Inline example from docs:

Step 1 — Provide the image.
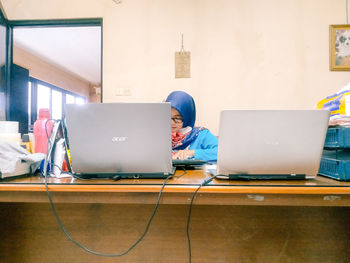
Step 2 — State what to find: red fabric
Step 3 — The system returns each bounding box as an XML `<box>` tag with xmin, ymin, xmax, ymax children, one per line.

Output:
<box><xmin>171</xmin><ymin>129</ymin><xmax>191</xmax><ymax>148</ymax></box>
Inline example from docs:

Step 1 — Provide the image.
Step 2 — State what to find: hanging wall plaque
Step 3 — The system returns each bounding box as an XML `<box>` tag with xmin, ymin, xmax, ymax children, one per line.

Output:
<box><xmin>175</xmin><ymin>34</ymin><xmax>191</xmax><ymax>78</ymax></box>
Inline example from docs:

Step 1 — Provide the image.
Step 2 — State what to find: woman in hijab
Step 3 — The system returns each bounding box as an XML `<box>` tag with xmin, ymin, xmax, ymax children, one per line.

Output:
<box><xmin>165</xmin><ymin>91</ymin><xmax>218</xmax><ymax>162</ymax></box>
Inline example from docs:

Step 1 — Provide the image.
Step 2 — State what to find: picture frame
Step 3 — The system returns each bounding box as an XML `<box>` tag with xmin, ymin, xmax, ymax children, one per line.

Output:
<box><xmin>330</xmin><ymin>24</ymin><xmax>350</xmax><ymax>71</ymax></box>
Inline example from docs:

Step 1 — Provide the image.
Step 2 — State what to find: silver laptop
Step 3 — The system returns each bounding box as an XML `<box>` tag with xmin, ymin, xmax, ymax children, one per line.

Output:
<box><xmin>65</xmin><ymin>103</ymin><xmax>174</xmax><ymax>179</ymax></box>
<box><xmin>212</xmin><ymin>110</ymin><xmax>330</xmax><ymax>180</ymax></box>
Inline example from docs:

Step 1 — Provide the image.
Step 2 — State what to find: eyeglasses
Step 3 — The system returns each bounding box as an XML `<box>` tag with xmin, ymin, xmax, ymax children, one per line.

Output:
<box><xmin>171</xmin><ymin>117</ymin><xmax>183</xmax><ymax>124</ymax></box>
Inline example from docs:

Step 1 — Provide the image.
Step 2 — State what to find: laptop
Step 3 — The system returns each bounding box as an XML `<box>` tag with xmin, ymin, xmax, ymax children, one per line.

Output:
<box><xmin>172</xmin><ymin>159</ymin><xmax>206</xmax><ymax>168</ymax></box>
<box><xmin>64</xmin><ymin>103</ymin><xmax>175</xmax><ymax>179</ymax></box>
<box><xmin>209</xmin><ymin>110</ymin><xmax>330</xmax><ymax>180</ymax></box>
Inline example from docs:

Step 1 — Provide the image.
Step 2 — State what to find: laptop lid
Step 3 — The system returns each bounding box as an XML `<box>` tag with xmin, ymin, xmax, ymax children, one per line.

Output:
<box><xmin>216</xmin><ymin>110</ymin><xmax>330</xmax><ymax>179</ymax></box>
<box><xmin>65</xmin><ymin>103</ymin><xmax>173</xmax><ymax>176</ymax></box>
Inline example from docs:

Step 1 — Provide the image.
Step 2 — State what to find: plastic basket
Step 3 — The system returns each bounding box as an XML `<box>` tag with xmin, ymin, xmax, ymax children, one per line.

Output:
<box><xmin>318</xmin><ymin>150</ymin><xmax>350</xmax><ymax>181</ymax></box>
<box><xmin>324</xmin><ymin>126</ymin><xmax>350</xmax><ymax>149</ymax></box>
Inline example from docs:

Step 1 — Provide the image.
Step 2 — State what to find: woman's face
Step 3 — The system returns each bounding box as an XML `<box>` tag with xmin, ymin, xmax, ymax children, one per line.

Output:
<box><xmin>171</xmin><ymin>107</ymin><xmax>183</xmax><ymax>133</ymax></box>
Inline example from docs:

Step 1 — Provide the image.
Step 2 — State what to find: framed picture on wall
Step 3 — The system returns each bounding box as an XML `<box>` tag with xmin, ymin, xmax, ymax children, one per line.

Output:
<box><xmin>330</xmin><ymin>24</ymin><xmax>350</xmax><ymax>71</ymax></box>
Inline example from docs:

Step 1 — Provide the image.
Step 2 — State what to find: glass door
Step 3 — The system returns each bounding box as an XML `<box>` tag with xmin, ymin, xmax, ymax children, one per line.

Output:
<box><xmin>0</xmin><ymin>5</ymin><xmax>10</xmax><ymax>121</ymax></box>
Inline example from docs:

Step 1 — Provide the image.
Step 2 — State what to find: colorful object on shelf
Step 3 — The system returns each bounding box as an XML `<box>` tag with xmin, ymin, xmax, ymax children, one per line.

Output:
<box><xmin>316</xmin><ymin>89</ymin><xmax>350</xmax><ymax>117</ymax></box>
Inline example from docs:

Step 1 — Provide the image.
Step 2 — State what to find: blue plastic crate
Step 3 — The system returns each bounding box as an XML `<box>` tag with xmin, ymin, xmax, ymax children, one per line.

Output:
<box><xmin>324</xmin><ymin>126</ymin><xmax>350</xmax><ymax>149</ymax></box>
<box><xmin>318</xmin><ymin>150</ymin><xmax>350</xmax><ymax>181</ymax></box>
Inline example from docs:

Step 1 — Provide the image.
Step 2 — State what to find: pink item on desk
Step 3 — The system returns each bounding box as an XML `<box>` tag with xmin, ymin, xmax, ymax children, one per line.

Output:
<box><xmin>33</xmin><ymin>108</ymin><xmax>53</xmax><ymax>154</ymax></box>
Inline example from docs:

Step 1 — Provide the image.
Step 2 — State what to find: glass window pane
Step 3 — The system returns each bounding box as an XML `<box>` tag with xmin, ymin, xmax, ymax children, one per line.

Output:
<box><xmin>0</xmin><ymin>25</ymin><xmax>6</xmax><ymax>88</ymax></box>
<box><xmin>76</xmin><ymin>97</ymin><xmax>85</xmax><ymax>105</ymax></box>
<box><xmin>37</xmin><ymin>84</ymin><xmax>50</xmax><ymax>116</ymax></box>
<box><xmin>66</xmin><ymin>94</ymin><xmax>75</xmax><ymax>104</ymax></box>
<box><xmin>52</xmin><ymin>90</ymin><xmax>62</xmax><ymax>120</ymax></box>
<box><xmin>28</xmin><ymin>82</ymin><xmax>31</xmax><ymax>125</ymax></box>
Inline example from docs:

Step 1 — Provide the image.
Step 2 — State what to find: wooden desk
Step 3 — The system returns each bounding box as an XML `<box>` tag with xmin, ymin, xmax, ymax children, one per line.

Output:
<box><xmin>0</xmin><ymin>170</ymin><xmax>350</xmax><ymax>263</ymax></box>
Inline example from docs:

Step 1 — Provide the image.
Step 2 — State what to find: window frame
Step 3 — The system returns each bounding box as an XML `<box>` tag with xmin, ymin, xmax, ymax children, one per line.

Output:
<box><xmin>0</xmin><ymin>6</ymin><xmax>11</xmax><ymax>121</ymax></box>
<box><xmin>28</xmin><ymin>77</ymin><xmax>86</xmax><ymax>130</ymax></box>
<box><xmin>8</xmin><ymin>17</ymin><xmax>103</xmax><ymax>102</ymax></box>
<box><xmin>4</xmin><ymin>17</ymin><xmax>103</xmax><ymax>132</ymax></box>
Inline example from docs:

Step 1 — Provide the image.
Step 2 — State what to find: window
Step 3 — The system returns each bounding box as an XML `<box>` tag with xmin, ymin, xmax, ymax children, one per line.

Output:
<box><xmin>52</xmin><ymin>89</ymin><xmax>62</xmax><ymax>120</ymax></box>
<box><xmin>28</xmin><ymin>78</ymin><xmax>86</xmax><ymax>130</ymax></box>
<box><xmin>66</xmin><ymin>94</ymin><xmax>75</xmax><ymax>104</ymax></box>
<box><xmin>37</xmin><ymin>84</ymin><xmax>50</xmax><ymax>114</ymax></box>
<box><xmin>76</xmin><ymin>97</ymin><xmax>85</xmax><ymax>105</ymax></box>
<box><xmin>4</xmin><ymin>18</ymin><xmax>102</xmax><ymax>133</ymax></box>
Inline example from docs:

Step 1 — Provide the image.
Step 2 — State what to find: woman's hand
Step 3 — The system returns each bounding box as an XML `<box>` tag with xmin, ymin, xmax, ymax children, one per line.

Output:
<box><xmin>172</xmin><ymin>150</ymin><xmax>195</xmax><ymax>160</ymax></box>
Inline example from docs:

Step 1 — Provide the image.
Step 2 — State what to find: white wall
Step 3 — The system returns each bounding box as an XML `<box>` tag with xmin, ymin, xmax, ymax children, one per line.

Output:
<box><xmin>2</xmin><ymin>0</ymin><xmax>350</xmax><ymax>134</ymax></box>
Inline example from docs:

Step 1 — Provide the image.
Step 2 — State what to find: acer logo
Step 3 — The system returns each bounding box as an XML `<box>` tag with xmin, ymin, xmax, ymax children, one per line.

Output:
<box><xmin>112</xmin><ymin>137</ymin><xmax>127</xmax><ymax>142</ymax></box>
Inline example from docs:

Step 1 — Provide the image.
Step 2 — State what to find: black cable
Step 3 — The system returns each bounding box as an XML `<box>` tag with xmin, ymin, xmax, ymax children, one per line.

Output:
<box><xmin>186</xmin><ymin>175</ymin><xmax>217</xmax><ymax>263</ymax></box>
<box><xmin>43</xmin><ymin>167</ymin><xmax>173</xmax><ymax>257</ymax></box>
<box><xmin>42</xmin><ymin>119</ymin><xmax>174</xmax><ymax>257</ymax></box>
<box><xmin>42</xmin><ymin>162</ymin><xmax>72</xmax><ymax>178</ymax></box>
<box><xmin>172</xmin><ymin>166</ymin><xmax>187</xmax><ymax>178</ymax></box>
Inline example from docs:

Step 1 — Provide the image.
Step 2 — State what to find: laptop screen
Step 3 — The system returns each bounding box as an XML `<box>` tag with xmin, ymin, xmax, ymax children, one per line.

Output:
<box><xmin>216</xmin><ymin>110</ymin><xmax>330</xmax><ymax>178</ymax></box>
<box><xmin>65</xmin><ymin>103</ymin><xmax>173</xmax><ymax>175</ymax></box>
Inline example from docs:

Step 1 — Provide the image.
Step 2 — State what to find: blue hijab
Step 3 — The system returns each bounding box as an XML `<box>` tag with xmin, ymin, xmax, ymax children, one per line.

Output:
<box><xmin>166</xmin><ymin>91</ymin><xmax>204</xmax><ymax>150</ymax></box>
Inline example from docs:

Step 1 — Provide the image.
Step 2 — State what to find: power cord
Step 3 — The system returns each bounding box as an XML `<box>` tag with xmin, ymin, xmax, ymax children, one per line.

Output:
<box><xmin>172</xmin><ymin>166</ymin><xmax>187</xmax><ymax>178</ymax></box>
<box><xmin>186</xmin><ymin>175</ymin><xmax>217</xmax><ymax>263</ymax></box>
<box><xmin>43</xmin><ymin>165</ymin><xmax>173</xmax><ymax>257</ymax></box>
<box><xmin>42</xmin><ymin>119</ymin><xmax>174</xmax><ymax>257</ymax></box>
<box><xmin>46</xmin><ymin>141</ymin><xmax>213</xmax><ymax>261</ymax></box>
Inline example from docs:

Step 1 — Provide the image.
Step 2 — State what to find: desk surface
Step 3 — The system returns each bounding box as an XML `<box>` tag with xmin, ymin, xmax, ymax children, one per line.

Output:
<box><xmin>1</xmin><ymin>168</ymin><xmax>350</xmax><ymax>206</ymax></box>
<box><xmin>0</xmin><ymin>168</ymin><xmax>350</xmax><ymax>189</ymax></box>
<box><xmin>1</xmin><ymin>169</ymin><xmax>350</xmax><ymax>262</ymax></box>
